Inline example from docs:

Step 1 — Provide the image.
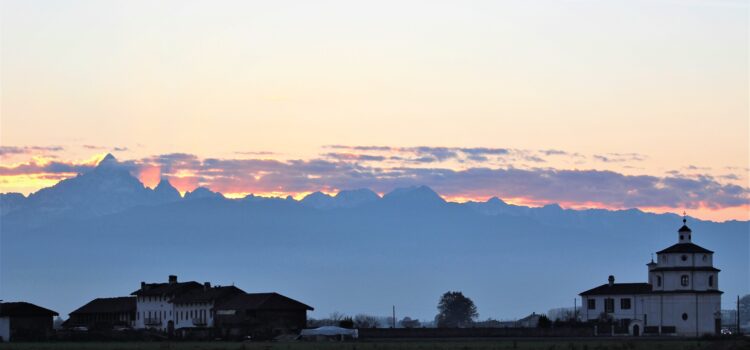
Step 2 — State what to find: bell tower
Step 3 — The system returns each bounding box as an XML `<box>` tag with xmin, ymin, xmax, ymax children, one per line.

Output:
<box><xmin>678</xmin><ymin>213</ymin><xmax>691</xmax><ymax>243</ymax></box>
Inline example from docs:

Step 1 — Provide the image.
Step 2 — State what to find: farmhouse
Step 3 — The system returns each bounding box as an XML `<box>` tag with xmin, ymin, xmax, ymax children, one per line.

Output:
<box><xmin>124</xmin><ymin>275</ymin><xmax>313</xmax><ymax>338</ymax></box>
<box><xmin>65</xmin><ymin>297</ymin><xmax>136</xmax><ymax>330</ymax></box>
<box><xmin>0</xmin><ymin>302</ymin><xmax>58</xmax><ymax>342</ymax></box>
<box><xmin>580</xmin><ymin>219</ymin><xmax>722</xmax><ymax>336</ymax></box>
<box><xmin>214</xmin><ymin>292</ymin><xmax>314</xmax><ymax>338</ymax></box>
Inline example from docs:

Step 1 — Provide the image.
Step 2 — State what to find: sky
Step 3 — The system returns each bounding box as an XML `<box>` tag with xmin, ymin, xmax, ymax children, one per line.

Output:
<box><xmin>1</xmin><ymin>0</ymin><xmax>748</xmax><ymax>221</ymax></box>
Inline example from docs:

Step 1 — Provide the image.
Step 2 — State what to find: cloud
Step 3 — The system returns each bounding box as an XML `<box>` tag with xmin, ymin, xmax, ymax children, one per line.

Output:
<box><xmin>82</xmin><ymin>145</ymin><xmax>106</xmax><ymax>150</ymax></box>
<box><xmin>593</xmin><ymin>153</ymin><xmax>646</xmax><ymax>163</ymax></box>
<box><xmin>83</xmin><ymin>145</ymin><xmax>129</xmax><ymax>152</ymax></box>
<box><xmin>0</xmin><ymin>146</ymin><xmax>64</xmax><ymax>156</ymax></box>
<box><xmin>0</xmin><ymin>159</ymin><xmax>93</xmax><ymax>176</ymax></box>
<box><xmin>121</xmin><ymin>153</ymin><xmax>749</xmax><ymax>210</ymax></box>
<box><xmin>2</xmin><ymin>147</ymin><xmax>747</xmax><ymax>212</ymax></box>
<box><xmin>235</xmin><ymin>151</ymin><xmax>276</xmax><ymax>156</ymax></box>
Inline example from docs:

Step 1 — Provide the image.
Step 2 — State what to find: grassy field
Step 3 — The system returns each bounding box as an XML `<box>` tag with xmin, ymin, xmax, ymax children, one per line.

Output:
<box><xmin>1</xmin><ymin>339</ymin><xmax>749</xmax><ymax>350</ymax></box>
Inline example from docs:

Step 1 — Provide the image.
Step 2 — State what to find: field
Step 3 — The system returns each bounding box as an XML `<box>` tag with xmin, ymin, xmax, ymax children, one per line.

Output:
<box><xmin>1</xmin><ymin>338</ymin><xmax>749</xmax><ymax>350</ymax></box>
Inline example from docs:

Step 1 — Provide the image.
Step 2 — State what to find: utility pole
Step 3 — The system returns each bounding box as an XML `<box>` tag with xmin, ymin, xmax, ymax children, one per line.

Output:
<box><xmin>573</xmin><ymin>298</ymin><xmax>577</xmax><ymax>322</ymax></box>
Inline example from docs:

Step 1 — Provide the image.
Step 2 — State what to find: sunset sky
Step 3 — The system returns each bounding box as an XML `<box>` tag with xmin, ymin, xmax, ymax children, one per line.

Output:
<box><xmin>1</xmin><ymin>0</ymin><xmax>748</xmax><ymax>221</ymax></box>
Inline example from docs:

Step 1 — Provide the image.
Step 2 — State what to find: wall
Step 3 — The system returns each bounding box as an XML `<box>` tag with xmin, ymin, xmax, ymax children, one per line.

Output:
<box><xmin>358</xmin><ymin>327</ymin><xmax>594</xmax><ymax>339</ymax></box>
<box><xmin>174</xmin><ymin>302</ymin><xmax>214</xmax><ymax>329</ymax></box>
<box><xmin>0</xmin><ymin>317</ymin><xmax>9</xmax><ymax>342</ymax></box>
<box><xmin>135</xmin><ymin>296</ymin><xmax>173</xmax><ymax>330</ymax></box>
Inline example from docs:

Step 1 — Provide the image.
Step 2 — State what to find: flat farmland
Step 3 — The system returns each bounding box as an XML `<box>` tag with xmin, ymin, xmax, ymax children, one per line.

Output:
<box><xmin>1</xmin><ymin>339</ymin><xmax>749</xmax><ymax>350</ymax></box>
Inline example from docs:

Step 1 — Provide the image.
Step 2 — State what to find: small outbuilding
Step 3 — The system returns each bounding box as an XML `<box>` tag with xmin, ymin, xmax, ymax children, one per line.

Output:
<box><xmin>0</xmin><ymin>302</ymin><xmax>59</xmax><ymax>342</ymax></box>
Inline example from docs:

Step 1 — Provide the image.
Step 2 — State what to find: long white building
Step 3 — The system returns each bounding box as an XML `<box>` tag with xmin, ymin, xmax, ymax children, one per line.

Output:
<box><xmin>131</xmin><ymin>275</ymin><xmax>244</xmax><ymax>332</ymax></box>
<box><xmin>580</xmin><ymin>219</ymin><xmax>722</xmax><ymax>336</ymax></box>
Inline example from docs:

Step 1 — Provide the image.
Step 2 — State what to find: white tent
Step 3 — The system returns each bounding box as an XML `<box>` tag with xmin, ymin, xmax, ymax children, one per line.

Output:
<box><xmin>300</xmin><ymin>326</ymin><xmax>359</xmax><ymax>339</ymax></box>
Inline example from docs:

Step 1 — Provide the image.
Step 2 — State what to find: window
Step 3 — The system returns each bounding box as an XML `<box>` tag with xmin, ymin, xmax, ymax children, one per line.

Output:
<box><xmin>682</xmin><ymin>313</ymin><xmax>688</xmax><ymax>321</ymax></box>
<box><xmin>708</xmin><ymin>275</ymin><xmax>714</xmax><ymax>287</ymax></box>
<box><xmin>680</xmin><ymin>235</ymin><xmax>684</xmax><ymax>240</ymax></box>
<box><xmin>620</xmin><ymin>298</ymin><xmax>631</xmax><ymax>310</ymax></box>
<box><xmin>702</xmin><ymin>254</ymin><xmax>708</xmax><ymax>262</ymax></box>
<box><xmin>681</xmin><ymin>275</ymin><xmax>689</xmax><ymax>287</ymax></box>
<box><xmin>587</xmin><ymin>299</ymin><xmax>596</xmax><ymax>310</ymax></box>
<box><xmin>657</xmin><ymin>276</ymin><xmax>662</xmax><ymax>287</ymax></box>
<box><xmin>604</xmin><ymin>298</ymin><xmax>615</xmax><ymax>313</ymax></box>
<box><xmin>681</xmin><ymin>255</ymin><xmax>687</xmax><ymax>262</ymax></box>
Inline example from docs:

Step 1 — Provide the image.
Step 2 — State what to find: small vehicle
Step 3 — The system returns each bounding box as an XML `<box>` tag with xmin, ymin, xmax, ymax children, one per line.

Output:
<box><xmin>720</xmin><ymin>328</ymin><xmax>732</xmax><ymax>335</ymax></box>
<box><xmin>71</xmin><ymin>326</ymin><xmax>88</xmax><ymax>332</ymax></box>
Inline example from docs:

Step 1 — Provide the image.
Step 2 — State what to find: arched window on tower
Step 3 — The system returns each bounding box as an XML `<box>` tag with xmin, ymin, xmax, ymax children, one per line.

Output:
<box><xmin>708</xmin><ymin>275</ymin><xmax>714</xmax><ymax>288</ymax></box>
<box><xmin>681</xmin><ymin>275</ymin><xmax>689</xmax><ymax>287</ymax></box>
<box><xmin>657</xmin><ymin>276</ymin><xmax>662</xmax><ymax>287</ymax></box>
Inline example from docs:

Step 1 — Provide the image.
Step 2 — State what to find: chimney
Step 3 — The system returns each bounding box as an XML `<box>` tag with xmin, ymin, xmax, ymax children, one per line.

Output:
<box><xmin>204</xmin><ymin>282</ymin><xmax>211</xmax><ymax>290</ymax></box>
<box><xmin>608</xmin><ymin>275</ymin><xmax>615</xmax><ymax>287</ymax></box>
<box><xmin>141</xmin><ymin>282</ymin><xmax>146</xmax><ymax>290</ymax></box>
<box><xmin>168</xmin><ymin>275</ymin><xmax>177</xmax><ymax>284</ymax></box>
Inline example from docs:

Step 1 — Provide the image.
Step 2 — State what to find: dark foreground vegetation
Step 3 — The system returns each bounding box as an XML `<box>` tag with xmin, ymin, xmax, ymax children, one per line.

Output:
<box><xmin>1</xmin><ymin>338</ymin><xmax>749</xmax><ymax>350</ymax></box>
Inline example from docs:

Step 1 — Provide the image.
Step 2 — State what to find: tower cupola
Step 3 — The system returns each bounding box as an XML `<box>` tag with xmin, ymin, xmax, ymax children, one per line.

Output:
<box><xmin>678</xmin><ymin>215</ymin><xmax>692</xmax><ymax>243</ymax></box>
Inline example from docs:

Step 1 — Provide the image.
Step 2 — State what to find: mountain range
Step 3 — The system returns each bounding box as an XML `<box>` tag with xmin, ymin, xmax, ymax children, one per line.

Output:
<box><xmin>1</xmin><ymin>154</ymin><xmax>747</xmax><ymax>322</ymax></box>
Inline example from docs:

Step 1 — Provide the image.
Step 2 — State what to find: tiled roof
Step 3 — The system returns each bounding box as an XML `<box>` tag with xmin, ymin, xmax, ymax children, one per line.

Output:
<box><xmin>0</xmin><ymin>302</ymin><xmax>58</xmax><ymax>317</ymax></box>
<box><xmin>217</xmin><ymin>293</ymin><xmax>313</xmax><ymax>311</ymax></box>
<box><xmin>656</xmin><ymin>243</ymin><xmax>713</xmax><ymax>254</ymax></box>
<box><xmin>650</xmin><ymin>266</ymin><xmax>720</xmax><ymax>272</ymax></box>
<box><xmin>131</xmin><ymin>281</ymin><xmax>203</xmax><ymax>297</ymax></box>
<box><xmin>580</xmin><ymin>283</ymin><xmax>652</xmax><ymax>296</ymax></box>
<box><xmin>69</xmin><ymin>297</ymin><xmax>135</xmax><ymax>315</ymax></box>
<box><xmin>171</xmin><ymin>286</ymin><xmax>245</xmax><ymax>304</ymax></box>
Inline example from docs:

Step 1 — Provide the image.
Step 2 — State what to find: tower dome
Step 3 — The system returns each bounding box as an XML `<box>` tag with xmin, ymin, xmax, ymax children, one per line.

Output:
<box><xmin>678</xmin><ymin>215</ymin><xmax>692</xmax><ymax>243</ymax></box>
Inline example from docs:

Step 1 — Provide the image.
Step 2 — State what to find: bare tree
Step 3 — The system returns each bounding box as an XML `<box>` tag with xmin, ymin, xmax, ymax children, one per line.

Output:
<box><xmin>329</xmin><ymin>311</ymin><xmax>347</xmax><ymax>322</ymax></box>
<box><xmin>354</xmin><ymin>314</ymin><xmax>380</xmax><ymax>328</ymax></box>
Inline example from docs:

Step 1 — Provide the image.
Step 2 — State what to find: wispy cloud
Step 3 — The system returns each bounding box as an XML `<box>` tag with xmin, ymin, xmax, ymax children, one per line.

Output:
<box><xmin>122</xmin><ymin>152</ymin><xmax>749</xmax><ymax>210</ymax></box>
<box><xmin>0</xmin><ymin>145</ymin><xmax>64</xmax><ymax>156</ymax></box>
<box><xmin>2</xmin><ymin>146</ymin><xmax>747</xmax><ymax>213</ymax></box>
<box><xmin>593</xmin><ymin>153</ymin><xmax>646</xmax><ymax>163</ymax></box>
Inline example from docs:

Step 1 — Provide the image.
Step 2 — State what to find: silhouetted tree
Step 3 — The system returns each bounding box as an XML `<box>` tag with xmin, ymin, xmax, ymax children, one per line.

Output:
<box><xmin>399</xmin><ymin>317</ymin><xmax>421</xmax><ymax>328</ymax></box>
<box><xmin>339</xmin><ymin>317</ymin><xmax>354</xmax><ymax>329</ymax></box>
<box><xmin>435</xmin><ymin>291</ymin><xmax>478</xmax><ymax>328</ymax></box>
<box><xmin>537</xmin><ymin>315</ymin><xmax>551</xmax><ymax>328</ymax></box>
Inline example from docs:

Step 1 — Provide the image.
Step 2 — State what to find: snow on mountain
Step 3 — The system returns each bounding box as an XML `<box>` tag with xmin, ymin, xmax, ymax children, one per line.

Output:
<box><xmin>153</xmin><ymin>178</ymin><xmax>182</xmax><ymax>203</ymax></box>
<box><xmin>300</xmin><ymin>191</ymin><xmax>335</xmax><ymax>209</ymax></box>
<box><xmin>382</xmin><ymin>185</ymin><xmax>446</xmax><ymax>206</ymax></box>
<box><xmin>301</xmin><ymin>189</ymin><xmax>380</xmax><ymax>209</ymax></box>
<box><xmin>334</xmin><ymin>188</ymin><xmax>380</xmax><ymax>208</ymax></box>
<box><xmin>6</xmin><ymin>154</ymin><xmax>153</xmax><ymax>222</ymax></box>
<box><xmin>184</xmin><ymin>186</ymin><xmax>224</xmax><ymax>200</ymax></box>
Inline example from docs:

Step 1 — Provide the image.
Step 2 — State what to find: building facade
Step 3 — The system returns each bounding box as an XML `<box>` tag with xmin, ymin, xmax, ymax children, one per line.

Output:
<box><xmin>0</xmin><ymin>302</ymin><xmax>58</xmax><ymax>342</ymax></box>
<box><xmin>214</xmin><ymin>292</ymin><xmax>314</xmax><ymax>339</ymax></box>
<box><xmin>580</xmin><ymin>219</ymin><xmax>722</xmax><ymax>336</ymax></box>
<box><xmin>66</xmin><ymin>297</ymin><xmax>136</xmax><ymax>330</ymax></box>
<box><xmin>127</xmin><ymin>275</ymin><xmax>312</xmax><ymax>338</ymax></box>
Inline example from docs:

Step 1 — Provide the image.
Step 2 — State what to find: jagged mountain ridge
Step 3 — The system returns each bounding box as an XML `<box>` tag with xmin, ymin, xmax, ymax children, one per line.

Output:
<box><xmin>1</xmin><ymin>154</ymin><xmax>747</xmax><ymax>321</ymax></box>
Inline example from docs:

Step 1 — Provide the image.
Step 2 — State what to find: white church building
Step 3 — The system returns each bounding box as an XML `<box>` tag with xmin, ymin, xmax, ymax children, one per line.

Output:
<box><xmin>580</xmin><ymin>219</ymin><xmax>722</xmax><ymax>336</ymax></box>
